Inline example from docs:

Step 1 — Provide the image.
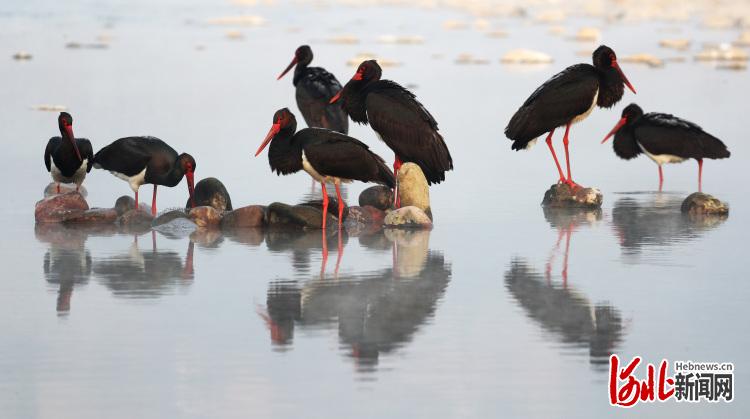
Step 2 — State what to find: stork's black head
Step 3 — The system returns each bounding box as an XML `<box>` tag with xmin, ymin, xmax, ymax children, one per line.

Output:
<box><xmin>592</xmin><ymin>45</ymin><xmax>636</xmax><ymax>94</ymax></box>
<box><xmin>178</xmin><ymin>153</ymin><xmax>197</xmax><ymax>208</ymax></box>
<box><xmin>602</xmin><ymin>103</ymin><xmax>643</xmax><ymax>144</ymax></box>
<box><xmin>277</xmin><ymin>45</ymin><xmax>313</xmax><ymax>80</ymax></box>
<box><xmin>255</xmin><ymin>108</ymin><xmax>297</xmax><ymax>157</ymax></box>
<box><xmin>58</xmin><ymin>112</ymin><xmax>73</xmax><ymax>128</ymax></box>
<box><xmin>351</xmin><ymin>60</ymin><xmax>382</xmax><ymax>83</ymax></box>
<box><xmin>57</xmin><ymin>112</ymin><xmax>82</xmax><ymax>161</ymax></box>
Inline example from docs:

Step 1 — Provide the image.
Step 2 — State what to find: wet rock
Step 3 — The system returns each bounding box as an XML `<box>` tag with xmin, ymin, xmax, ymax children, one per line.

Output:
<box><xmin>397</xmin><ymin>163</ymin><xmax>432</xmax><ymax>220</ymax></box>
<box><xmin>359</xmin><ymin>186</ymin><xmax>393</xmax><ymax>211</ymax></box>
<box><xmin>267</xmin><ymin>202</ymin><xmax>337</xmax><ymax>229</ymax></box>
<box><xmin>35</xmin><ymin>192</ymin><xmax>89</xmax><ymax>223</ymax></box>
<box><xmin>114</xmin><ymin>196</ymin><xmax>136</xmax><ymax>216</ymax></box>
<box><xmin>344</xmin><ymin>206</ymin><xmax>386</xmax><ymax>235</ymax></box>
<box><xmin>117</xmin><ymin>209</ymin><xmax>154</xmax><ymax>232</ymax></box>
<box><xmin>541</xmin><ymin>184</ymin><xmax>603</xmax><ymax>208</ymax></box>
<box><xmin>187</xmin><ymin>177</ymin><xmax>232</xmax><ymax>212</ymax></box>
<box><xmin>221</xmin><ymin>205</ymin><xmax>266</xmax><ymax>229</ymax></box>
<box><xmin>384</xmin><ymin>206</ymin><xmax>433</xmax><ymax>229</ymax></box>
<box><xmin>299</xmin><ymin>197</ymin><xmax>348</xmax><ymax>220</ymax></box>
<box><xmin>152</xmin><ymin>209</ymin><xmax>190</xmax><ymax>227</ymax></box>
<box><xmin>189</xmin><ymin>206</ymin><xmax>222</xmax><ymax>228</ymax></box>
<box><xmin>44</xmin><ymin>182</ymin><xmax>87</xmax><ymax>198</ymax></box>
<box><xmin>63</xmin><ymin>208</ymin><xmax>118</xmax><ymax>224</ymax></box>
<box><xmin>681</xmin><ymin>193</ymin><xmax>729</xmax><ymax>216</ymax></box>
<box><xmin>152</xmin><ymin>217</ymin><xmax>197</xmax><ymax>239</ymax></box>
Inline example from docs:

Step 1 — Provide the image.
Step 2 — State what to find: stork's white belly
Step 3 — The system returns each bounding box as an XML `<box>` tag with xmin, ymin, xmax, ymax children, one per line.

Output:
<box><xmin>638</xmin><ymin>142</ymin><xmax>686</xmax><ymax>165</ymax></box>
<box><xmin>110</xmin><ymin>167</ymin><xmax>147</xmax><ymax>193</ymax></box>
<box><xmin>571</xmin><ymin>90</ymin><xmax>598</xmax><ymax>124</ymax></box>
<box><xmin>50</xmin><ymin>159</ymin><xmax>88</xmax><ymax>186</ymax></box>
<box><xmin>301</xmin><ymin>152</ymin><xmax>352</xmax><ymax>185</ymax></box>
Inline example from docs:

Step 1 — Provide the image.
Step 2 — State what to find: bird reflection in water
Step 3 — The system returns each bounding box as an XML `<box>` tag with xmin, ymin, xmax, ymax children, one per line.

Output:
<box><xmin>259</xmin><ymin>229</ymin><xmax>451</xmax><ymax>372</ymax></box>
<box><xmin>36</xmin><ymin>224</ymin><xmax>116</xmax><ymax>315</ymax></box>
<box><xmin>611</xmin><ymin>192</ymin><xmax>727</xmax><ymax>262</ymax></box>
<box><xmin>93</xmin><ymin>231</ymin><xmax>195</xmax><ymax>298</ymax></box>
<box><xmin>542</xmin><ymin>206</ymin><xmax>602</xmax><ymax>287</ymax></box>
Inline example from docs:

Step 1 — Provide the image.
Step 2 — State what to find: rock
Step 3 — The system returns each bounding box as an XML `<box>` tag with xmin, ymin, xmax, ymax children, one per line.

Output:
<box><xmin>117</xmin><ymin>209</ymin><xmax>154</xmax><ymax>232</ymax></box>
<box><xmin>267</xmin><ymin>202</ymin><xmax>337</xmax><ymax>229</ymax></box>
<box><xmin>541</xmin><ymin>183</ymin><xmax>603</xmax><ymax>208</ymax></box>
<box><xmin>221</xmin><ymin>205</ymin><xmax>266</xmax><ymax>229</ymax></box>
<box><xmin>189</xmin><ymin>206</ymin><xmax>222</xmax><ymax>228</ymax></box>
<box><xmin>681</xmin><ymin>193</ymin><xmax>729</xmax><ymax>216</ymax></box>
<box><xmin>359</xmin><ymin>186</ymin><xmax>393</xmax><ymax>211</ymax></box>
<box><xmin>35</xmin><ymin>192</ymin><xmax>89</xmax><ymax>223</ymax></box>
<box><xmin>63</xmin><ymin>208</ymin><xmax>118</xmax><ymax>224</ymax></box>
<box><xmin>44</xmin><ymin>182</ymin><xmax>87</xmax><ymax>198</ymax></box>
<box><xmin>397</xmin><ymin>163</ymin><xmax>432</xmax><ymax>220</ymax></box>
<box><xmin>187</xmin><ymin>177</ymin><xmax>232</xmax><ymax>212</ymax></box>
<box><xmin>114</xmin><ymin>196</ymin><xmax>136</xmax><ymax>216</ymax></box>
<box><xmin>344</xmin><ymin>206</ymin><xmax>386</xmax><ymax>235</ymax></box>
<box><xmin>153</xmin><ymin>217</ymin><xmax>197</xmax><ymax>239</ymax></box>
<box><xmin>299</xmin><ymin>197</ymin><xmax>348</xmax><ymax>220</ymax></box>
<box><xmin>384</xmin><ymin>206</ymin><xmax>433</xmax><ymax>229</ymax></box>
<box><xmin>152</xmin><ymin>209</ymin><xmax>190</xmax><ymax>227</ymax></box>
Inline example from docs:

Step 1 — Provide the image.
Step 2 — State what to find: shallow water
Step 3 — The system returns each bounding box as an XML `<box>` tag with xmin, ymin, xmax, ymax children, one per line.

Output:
<box><xmin>2</xmin><ymin>1</ymin><xmax>749</xmax><ymax>418</ymax></box>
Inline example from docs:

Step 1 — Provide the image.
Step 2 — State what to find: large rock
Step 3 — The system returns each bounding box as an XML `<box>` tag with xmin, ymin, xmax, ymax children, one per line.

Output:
<box><xmin>35</xmin><ymin>192</ymin><xmax>89</xmax><ymax>223</ymax></box>
<box><xmin>359</xmin><ymin>186</ymin><xmax>393</xmax><ymax>211</ymax></box>
<box><xmin>299</xmin><ymin>197</ymin><xmax>348</xmax><ymax>220</ymax></box>
<box><xmin>541</xmin><ymin>183</ymin><xmax>603</xmax><ymax>208</ymax></box>
<box><xmin>152</xmin><ymin>209</ymin><xmax>190</xmax><ymax>227</ymax></box>
<box><xmin>44</xmin><ymin>182</ymin><xmax>87</xmax><ymax>198</ymax></box>
<box><xmin>397</xmin><ymin>163</ymin><xmax>432</xmax><ymax>219</ymax></box>
<box><xmin>63</xmin><ymin>208</ymin><xmax>118</xmax><ymax>224</ymax></box>
<box><xmin>384</xmin><ymin>206</ymin><xmax>433</xmax><ymax>229</ymax></box>
<box><xmin>221</xmin><ymin>205</ymin><xmax>266</xmax><ymax>229</ymax></box>
<box><xmin>187</xmin><ymin>177</ymin><xmax>232</xmax><ymax>212</ymax></box>
<box><xmin>267</xmin><ymin>202</ymin><xmax>337</xmax><ymax>229</ymax></box>
<box><xmin>189</xmin><ymin>206</ymin><xmax>222</xmax><ymax>228</ymax></box>
<box><xmin>681</xmin><ymin>192</ymin><xmax>729</xmax><ymax>216</ymax></box>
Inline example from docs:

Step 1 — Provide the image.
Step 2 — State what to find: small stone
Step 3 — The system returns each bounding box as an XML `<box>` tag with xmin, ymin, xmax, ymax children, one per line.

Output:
<box><xmin>359</xmin><ymin>186</ymin><xmax>393</xmax><ymax>211</ymax></box>
<box><xmin>187</xmin><ymin>177</ymin><xmax>232</xmax><ymax>212</ymax></box>
<box><xmin>189</xmin><ymin>206</ymin><xmax>222</xmax><ymax>228</ymax></box>
<box><xmin>114</xmin><ymin>196</ymin><xmax>136</xmax><ymax>216</ymax></box>
<box><xmin>63</xmin><ymin>208</ymin><xmax>118</xmax><ymax>224</ymax></box>
<box><xmin>681</xmin><ymin>192</ymin><xmax>729</xmax><ymax>216</ymax></box>
<box><xmin>397</xmin><ymin>163</ymin><xmax>432</xmax><ymax>220</ymax></box>
<box><xmin>35</xmin><ymin>192</ymin><xmax>89</xmax><ymax>223</ymax></box>
<box><xmin>152</xmin><ymin>209</ymin><xmax>190</xmax><ymax>227</ymax></box>
<box><xmin>384</xmin><ymin>206</ymin><xmax>433</xmax><ymax>229</ymax></box>
<box><xmin>221</xmin><ymin>205</ymin><xmax>266</xmax><ymax>229</ymax></box>
<box><xmin>541</xmin><ymin>183</ymin><xmax>603</xmax><ymax>208</ymax></box>
<box><xmin>44</xmin><ymin>182</ymin><xmax>87</xmax><ymax>198</ymax></box>
<box><xmin>267</xmin><ymin>202</ymin><xmax>337</xmax><ymax>229</ymax></box>
<box><xmin>117</xmin><ymin>208</ymin><xmax>154</xmax><ymax>232</ymax></box>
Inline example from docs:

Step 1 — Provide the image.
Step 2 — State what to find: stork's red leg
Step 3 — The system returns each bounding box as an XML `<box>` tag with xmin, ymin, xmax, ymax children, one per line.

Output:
<box><xmin>135</xmin><ymin>190</ymin><xmax>139</xmax><ymax>210</ymax></box>
<box><xmin>335</xmin><ymin>183</ymin><xmax>344</xmax><ymax>228</ymax></box>
<box><xmin>321</xmin><ymin>182</ymin><xmax>329</xmax><ymax>230</ymax></box>
<box><xmin>321</xmin><ymin>227</ymin><xmax>329</xmax><ymax>278</ymax></box>
<box><xmin>562</xmin><ymin>123</ymin><xmax>579</xmax><ymax>188</ymax></box>
<box><xmin>544</xmin><ymin>129</ymin><xmax>565</xmax><ymax>183</ymax></box>
<box><xmin>334</xmin><ymin>230</ymin><xmax>343</xmax><ymax>278</ymax></box>
<box><xmin>393</xmin><ymin>156</ymin><xmax>402</xmax><ymax>208</ymax></box>
<box><xmin>152</xmin><ymin>184</ymin><xmax>158</xmax><ymax>216</ymax></box>
<box><xmin>658</xmin><ymin>165</ymin><xmax>664</xmax><ymax>192</ymax></box>
<box><xmin>697</xmin><ymin>158</ymin><xmax>703</xmax><ymax>192</ymax></box>
<box><xmin>562</xmin><ymin>223</ymin><xmax>572</xmax><ymax>288</ymax></box>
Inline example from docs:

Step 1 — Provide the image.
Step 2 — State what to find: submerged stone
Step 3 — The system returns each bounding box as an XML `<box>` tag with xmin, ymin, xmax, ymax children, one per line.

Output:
<box><xmin>397</xmin><ymin>163</ymin><xmax>432</xmax><ymax>220</ymax></box>
<box><xmin>152</xmin><ymin>209</ymin><xmax>190</xmax><ymax>227</ymax></box>
<box><xmin>152</xmin><ymin>217</ymin><xmax>197</xmax><ymax>239</ymax></box>
<box><xmin>359</xmin><ymin>186</ymin><xmax>394</xmax><ymax>211</ymax></box>
<box><xmin>541</xmin><ymin>183</ymin><xmax>603</xmax><ymax>208</ymax></box>
<box><xmin>35</xmin><ymin>192</ymin><xmax>89</xmax><ymax>223</ymax></box>
<box><xmin>221</xmin><ymin>205</ymin><xmax>266</xmax><ymax>229</ymax></box>
<box><xmin>63</xmin><ymin>208</ymin><xmax>118</xmax><ymax>225</ymax></box>
<box><xmin>384</xmin><ymin>206</ymin><xmax>433</xmax><ymax>229</ymax></box>
<box><xmin>681</xmin><ymin>192</ymin><xmax>729</xmax><ymax>216</ymax></box>
<box><xmin>267</xmin><ymin>202</ymin><xmax>337</xmax><ymax>229</ymax></box>
<box><xmin>187</xmin><ymin>177</ymin><xmax>232</xmax><ymax>212</ymax></box>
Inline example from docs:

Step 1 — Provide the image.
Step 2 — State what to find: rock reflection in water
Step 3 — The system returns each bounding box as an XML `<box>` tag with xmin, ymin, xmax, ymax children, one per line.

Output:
<box><xmin>261</xmin><ymin>229</ymin><xmax>451</xmax><ymax>372</ymax></box>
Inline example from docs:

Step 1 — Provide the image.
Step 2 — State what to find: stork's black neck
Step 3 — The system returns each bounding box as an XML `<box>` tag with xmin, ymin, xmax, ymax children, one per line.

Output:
<box><xmin>612</xmin><ymin>122</ymin><xmax>641</xmax><ymax>160</ymax></box>
<box><xmin>596</xmin><ymin>67</ymin><xmax>626</xmax><ymax>109</ymax></box>
<box><xmin>267</xmin><ymin>124</ymin><xmax>303</xmax><ymax>175</ymax></box>
<box><xmin>341</xmin><ymin>80</ymin><xmax>372</xmax><ymax>124</ymax></box>
<box><xmin>148</xmin><ymin>160</ymin><xmax>188</xmax><ymax>187</ymax></box>
<box><xmin>292</xmin><ymin>63</ymin><xmax>307</xmax><ymax>86</ymax></box>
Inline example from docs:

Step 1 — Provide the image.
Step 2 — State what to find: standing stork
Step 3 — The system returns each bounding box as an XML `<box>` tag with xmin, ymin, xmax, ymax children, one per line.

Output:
<box><xmin>44</xmin><ymin>112</ymin><xmax>94</xmax><ymax>193</ymax></box>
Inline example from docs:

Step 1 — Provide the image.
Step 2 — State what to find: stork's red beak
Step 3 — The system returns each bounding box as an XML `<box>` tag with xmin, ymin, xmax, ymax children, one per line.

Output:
<box><xmin>277</xmin><ymin>57</ymin><xmax>298</xmax><ymax>80</ymax></box>
<box><xmin>602</xmin><ymin>117</ymin><xmax>628</xmax><ymax>144</ymax></box>
<box><xmin>255</xmin><ymin>123</ymin><xmax>281</xmax><ymax>156</ymax></box>
<box><xmin>186</xmin><ymin>170</ymin><xmax>195</xmax><ymax>208</ymax></box>
<box><xmin>613</xmin><ymin>60</ymin><xmax>636</xmax><ymax>94</ymax></box>
<box><xmin>329</xmin><ymin>90</ymin><xmax>342</xmax><ymax>104</ymax></box>
<box><xmin>64</xmin><ymin>124</ymin><xmax>82</xmax><ymax>161</ymax></box>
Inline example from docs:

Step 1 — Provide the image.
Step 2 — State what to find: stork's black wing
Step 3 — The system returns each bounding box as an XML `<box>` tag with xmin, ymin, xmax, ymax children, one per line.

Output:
<box><xmin>296</xmin><ymin>67</ymin><xmax>349</xmax><ymax>134</ymax></box>
<box><xmin>635</xmin><ymin>113</ymin><xmax>730</xmax><ymax>160</ymax></box>
<box><xmin>505</xmin><ymin>64</ymin><xmax>600</xmax><ymax>149</ymax></box>
<box><xmin>44</xmin><ymin>137</ymin><xmax>61</xmax><ymax>172</ymax></box>
<box><xmin>297</xmin><ymin>128</ymin><xmax>395</xmax><ymax>188</ymax></box>
<box><xmin>364</xmin><ymin>80</ymin><xmax>453</xmax><ymax>184</ymax></box>
<box><xmin>94</xmin><ymin>136</ymin><xmax>162</xmax><ymax>176</ymax></box>
<box><xmin>77</xmin><ymin>138</ymin><xmax>95</xmax><ymax>172</ymax></box>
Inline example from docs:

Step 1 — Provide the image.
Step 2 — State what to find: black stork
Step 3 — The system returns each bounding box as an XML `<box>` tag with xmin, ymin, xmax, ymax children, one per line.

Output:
<box><xmin>254</xmin><ymin>108</ymin><xmax>395</xmax><ymax>229</ymax></box>
<box><xmin>602</xmin><ymin>103</ymin><xmax>730</xmax><ymax>192</ymax></box>
<box><xmin>44</xmin><ymin>112</ymin><xmax>94</xmax><ymax>193</ymax></box>
<box><xmin>505</xmin><ymin>45</ymin><xmax>636</xmax><ymax>188</ymax></box>
<box><xmin>277</xmin><ymin>45</ymin><xmax>349</xmax><ymax>134</ymax></box>
<box><xmin>93</xmin><ymin>137</ymin><xmax>196</xmax><ymax>216</ymax></box>
<box><xmin>330</xmin><ymin>60</ymin><xmax>453</xmax><ymax>203</ymax></box>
